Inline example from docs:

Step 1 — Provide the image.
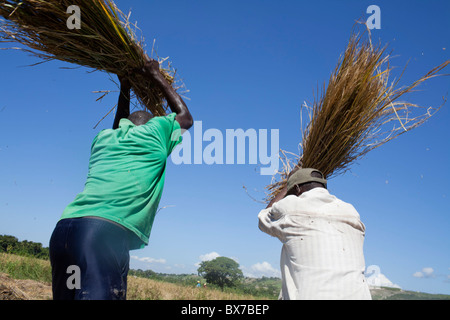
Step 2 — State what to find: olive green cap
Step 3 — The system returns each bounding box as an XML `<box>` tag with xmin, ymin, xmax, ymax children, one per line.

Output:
<box><xmin>286</xmin><ymin>168</ymin><xmax>327</xmax><ymax>193</ymax></box>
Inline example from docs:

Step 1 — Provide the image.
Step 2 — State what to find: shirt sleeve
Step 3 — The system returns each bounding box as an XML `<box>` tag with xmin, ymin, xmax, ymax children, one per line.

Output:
<box><xmin>258</xmin><ymin>207</ymin><xmax>286</xmax><ymax>242</ymax></box>
<box><xmin>143</xmin><ymin>113</ymin><xmax>183</xmax><ymax>155</ymax></box>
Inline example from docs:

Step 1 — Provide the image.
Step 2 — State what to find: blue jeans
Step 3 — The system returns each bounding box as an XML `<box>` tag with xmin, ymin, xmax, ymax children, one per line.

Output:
<box><xmin>49</xmin><ymin>217</ymin><xmax>132</xmax><ymax>300</ymax></box>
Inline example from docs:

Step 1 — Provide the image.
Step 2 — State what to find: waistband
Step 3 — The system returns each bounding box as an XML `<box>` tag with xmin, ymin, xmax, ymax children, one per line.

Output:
<box><xmin>80</xmin><ymin>216</ymin><xmax>129</xmax><ymax>232</ymax></box>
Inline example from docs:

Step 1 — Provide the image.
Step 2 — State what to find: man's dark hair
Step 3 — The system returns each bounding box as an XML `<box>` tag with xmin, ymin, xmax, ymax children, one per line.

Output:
<box><xmin>128</xmin><ymin>111</ymin><xmax>153</xmax><ymax>126</ymax></box>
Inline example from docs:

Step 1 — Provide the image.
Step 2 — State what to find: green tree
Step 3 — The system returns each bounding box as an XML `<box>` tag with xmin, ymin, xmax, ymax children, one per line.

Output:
<box><xmin>0</xmin><ymin>235</ymin><xmax>49</xmax><ymax>260</ymax></box>
<box><xmin>197</xmin><ymin>257</ymin><xmax>243</xmax><ymax>290</ymax></box>
<box><xmin>0</xmin><ymin>235</ymin><xmax>19</xmax><ymax>253</ymax></box>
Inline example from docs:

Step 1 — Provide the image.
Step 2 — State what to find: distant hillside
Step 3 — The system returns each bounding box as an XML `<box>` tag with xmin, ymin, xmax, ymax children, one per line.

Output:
<box><xmin>369</xmin><ymin>286</ymin><xmax>450</xmax><ymax>300</ymax></box>
<box><xmin>131</xmin><ymin>268</ymin><xmax>450</xmax><ymax>300</ymax></box>
<box><xmin>1</xmin><ymin>234</ymin><xmax>449</xmax><ymax>300</ymax></box>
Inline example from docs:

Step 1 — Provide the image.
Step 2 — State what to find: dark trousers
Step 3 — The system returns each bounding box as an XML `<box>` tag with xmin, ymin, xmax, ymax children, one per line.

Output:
<box><xmin>49</xmin><ymin>217</ymin><xmax>131</xmax><ymax>300</ymax></box>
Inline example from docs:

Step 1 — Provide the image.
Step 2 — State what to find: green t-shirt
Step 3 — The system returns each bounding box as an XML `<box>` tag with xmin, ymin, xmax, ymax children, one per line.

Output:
<box><xmin>60</xmin><ymin>113</ymin><xmax>182</xmax><ymax>249</ymax></box>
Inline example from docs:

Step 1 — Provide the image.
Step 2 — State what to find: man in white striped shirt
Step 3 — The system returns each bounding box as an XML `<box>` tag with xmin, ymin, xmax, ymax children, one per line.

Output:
<box><xmin>258</xmin><ymin>168</ymin><xmax>372</xmax><ymax>300</ymax></box>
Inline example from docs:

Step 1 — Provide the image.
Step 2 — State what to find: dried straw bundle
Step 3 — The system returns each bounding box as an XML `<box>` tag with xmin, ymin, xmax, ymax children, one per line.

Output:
<box><xmin>266</xmin><ymin>29</ymin><xmax>449</xmax><ymax>203</ymax></box>
<box><xmin>0</xmin><ymin>0</ymin><xmax>180</xmax><ymax>116</ymax></box>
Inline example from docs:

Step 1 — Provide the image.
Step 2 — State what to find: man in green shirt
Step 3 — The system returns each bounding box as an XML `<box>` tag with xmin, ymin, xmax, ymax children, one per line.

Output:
<box><xmin>49</xmin><ymin>59</ymin><xmax>193</xmax><ymax>300</ymax></box>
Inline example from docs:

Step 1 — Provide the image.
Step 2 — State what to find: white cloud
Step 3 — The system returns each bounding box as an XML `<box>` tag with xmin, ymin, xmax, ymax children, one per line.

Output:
<box><xmin>194</xmin><ymin>251</ymin><xmax>221</xmax><ymax>268</ymax></box>
<box><xmin>366</xmin><ymin>272</ymin><xmax>401</xmax><ymax>289</ymax></box>
<box><xmin>244</xmin><ymin>262</ymin><xmax>281</xmax><ymax>278</ymax></box>
<box><xmin>199</xmin><ymin>252</ymin><xmax>221</xmax><ymax>262</ymax></box>
<box><xmin>422</xmin><ymin>267</ymin><xmax>434</xmax><ymax>277</ymax></box>
<box><xmin>130</xmin><ymin>255</ymin><xmax>166</xmax><ymax>264</ymax></box>
<box><xmin>365</xmin><ymin>265</ymin><xmax>401</xmax><ymax>289</ymax></box>
<box><xmin>413</xmin><ymin>267</ymin><xmax>435</xmax><ymax>278</ymax></box>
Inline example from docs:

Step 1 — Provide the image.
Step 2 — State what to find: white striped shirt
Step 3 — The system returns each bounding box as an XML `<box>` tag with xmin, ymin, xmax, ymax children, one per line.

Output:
<box><xmin>258</xmin><ymin>188</ymin><xmax>372</xmax><ymax>300</ymax></box>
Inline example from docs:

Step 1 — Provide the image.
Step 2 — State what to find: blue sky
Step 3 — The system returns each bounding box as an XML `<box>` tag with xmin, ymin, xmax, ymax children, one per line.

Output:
<box><xmin>1</xmin><ymin>0</ymin><xmax>449</xmax><ymax>295</ymax></box>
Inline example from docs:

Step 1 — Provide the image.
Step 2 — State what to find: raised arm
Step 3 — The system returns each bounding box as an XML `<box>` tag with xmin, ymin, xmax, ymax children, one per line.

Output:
<box><xmin>113</xmin><ymin>76</ymin><xmax>131</xmax><ymax>129</ymax></box>
<box><xmin>139</xmin><ymin>59</ymin><xmax>193</xmax><ymax>130</ymax></box>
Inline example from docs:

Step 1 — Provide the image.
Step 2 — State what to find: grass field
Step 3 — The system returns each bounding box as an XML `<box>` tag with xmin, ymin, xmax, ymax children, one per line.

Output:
<box><xmin>1</xmin><ymin>253</ymin><xmax>449</xmax><ymax>300</ymax></box>
<box><xmin>0</xmin><ymin>253</ymin><xmax>263</xmax><ymax>300</ymax></box>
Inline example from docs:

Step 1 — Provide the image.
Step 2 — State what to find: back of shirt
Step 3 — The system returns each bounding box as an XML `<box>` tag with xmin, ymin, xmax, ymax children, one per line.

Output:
<box><xmin>258</xmin><ymin>188</ymin><xmax>372</xmax><ymax>300</ymax></box>
<box><xmin>61</xmin><ymin>113</ymin><xmax>182</xmax><ymax>249</ymax></box>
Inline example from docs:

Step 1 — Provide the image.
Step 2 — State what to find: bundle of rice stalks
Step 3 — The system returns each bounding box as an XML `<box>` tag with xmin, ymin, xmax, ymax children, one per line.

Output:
<box><xmin>266</xmin><ymin>28</ymin><xmax>449</xmax><ymax>203</ymax></box>
<box><xmin>0</xmin><ymin>0</ymin><xmax>182</xmax><ymax>116</ymax></box>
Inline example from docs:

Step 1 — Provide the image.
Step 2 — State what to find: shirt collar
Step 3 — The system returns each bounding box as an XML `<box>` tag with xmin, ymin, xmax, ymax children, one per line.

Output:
<box><xmin>119</xmin><ymin>118</ymin><xmax>135</xmax><ymax>129</ymax></box>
